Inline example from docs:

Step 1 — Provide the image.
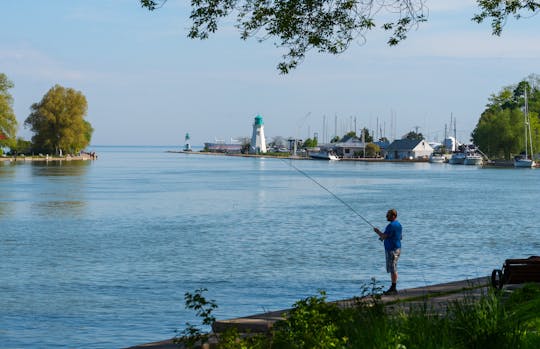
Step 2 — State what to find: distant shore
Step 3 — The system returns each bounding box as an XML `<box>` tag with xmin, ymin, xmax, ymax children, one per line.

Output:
<box><xmin>1</xmin><ymin>153</ymin><xmax>96</xmax><ymax>162</ymax></box>
<box><xmin>167</xmin><ymin>150</ymin><xmax>431</xmax><ymax>163</ymax></box>
<box><xmin>168</xmin><ymin>150</ymin><xmax>535</xmax><ymax>167</ymax></box>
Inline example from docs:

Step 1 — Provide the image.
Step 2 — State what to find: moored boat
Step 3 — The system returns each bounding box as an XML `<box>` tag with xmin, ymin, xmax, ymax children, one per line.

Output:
<box><xmin>448</xmin><ymin>152</ymin><xmax>466</xmax><ymax>164</ymax></box>
<box><xmin>429</xmin><ymin>153</ymin><xmax>446</xmax><ymax>163</ymax></box>
<box><xmin>309</xmin><ymin>150</ymin><xmax>340</xmax><ymax>160</ymax></box>
<box><xmin>464</xmin><ymin>152</ymin><xmax>483</xmax><ymax>165</ymax></box>
<box><xmin>514</xmin><ymin>156</ymin><xmax>534</xmax><ymax>168</ymax></box>
<box><xmin>514</xmin><ymin>88</ymin><xmax>536</xmax><ymax>168</ymax></box>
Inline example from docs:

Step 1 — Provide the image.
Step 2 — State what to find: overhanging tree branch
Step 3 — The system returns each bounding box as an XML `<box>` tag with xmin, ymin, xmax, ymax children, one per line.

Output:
<box><xmin>142</xmin><ymin>0</ymin><xmax>427</xmax><ymax>73</ymax></box>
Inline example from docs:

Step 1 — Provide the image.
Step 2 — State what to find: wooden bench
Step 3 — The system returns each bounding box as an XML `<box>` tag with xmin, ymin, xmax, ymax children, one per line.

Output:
<box><xmin>491</xmin><ymin>256</ymin><xmax>540</xmax><ymax>289</ymax></box>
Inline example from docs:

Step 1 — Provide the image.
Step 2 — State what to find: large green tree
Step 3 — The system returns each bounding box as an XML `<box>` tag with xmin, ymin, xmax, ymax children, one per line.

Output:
<box><xmin>472</xmin><ymin>78</ymin><xmax>540</xmax><ymax>160</ymax></box>
<box><xmin>25</xmin><ymin>85</ymin><xmax>93</xmax><ymax>155</ymax></box>
<box><xmin>141</xmin><ymin>1</ymin><xmax>539</xmax><ymax>73</ymax></box>
<box><xmin>0</xmin><ymin>73</ymin><xmax>18</xmax><ymax>150</ymax></box>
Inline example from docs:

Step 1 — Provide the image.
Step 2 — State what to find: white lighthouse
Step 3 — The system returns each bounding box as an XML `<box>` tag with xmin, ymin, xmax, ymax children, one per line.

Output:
<box><xmin>250</xmin><ymin>114</ymin><xmax>267</xmax><ymax>154</ymax></box>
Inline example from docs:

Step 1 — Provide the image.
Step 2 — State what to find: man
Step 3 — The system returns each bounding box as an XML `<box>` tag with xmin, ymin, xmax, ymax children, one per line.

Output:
<box><xmin>373</xmin><ymin>209</ymin><xmax>402</xmax><ymax>295</ymax></box>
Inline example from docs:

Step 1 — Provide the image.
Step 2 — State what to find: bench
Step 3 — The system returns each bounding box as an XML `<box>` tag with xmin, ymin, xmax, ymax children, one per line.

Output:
<box><xmin>491</xmin><ymin>256</ymin><xmax>540</xmax><ymax>289</ymax></box>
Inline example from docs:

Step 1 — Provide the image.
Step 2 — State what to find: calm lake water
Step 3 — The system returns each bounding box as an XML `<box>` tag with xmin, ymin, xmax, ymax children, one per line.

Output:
<box><xmin>1</xmin><ymin>146</ymin><xmax>539</xmax><ymax>348</ymax></box>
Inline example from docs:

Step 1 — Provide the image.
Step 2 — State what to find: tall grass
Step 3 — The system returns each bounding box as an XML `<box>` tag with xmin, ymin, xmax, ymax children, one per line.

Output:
<box><xmin>177</xmin><ymin>283</ymin><xmax>540</xmax><ymax>348</ymax></box>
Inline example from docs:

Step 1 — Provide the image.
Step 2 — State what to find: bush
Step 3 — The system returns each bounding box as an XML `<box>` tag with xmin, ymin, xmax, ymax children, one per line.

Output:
<box><xmin>177</xmin><ymin>283</ymin><xmax>540</xmax><ymax>349</ymax></box>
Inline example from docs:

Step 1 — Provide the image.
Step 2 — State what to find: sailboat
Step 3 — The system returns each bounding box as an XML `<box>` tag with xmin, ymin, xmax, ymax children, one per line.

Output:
<box><xmin>514</xmin><ymin>89</ymin><xmax>535</xmax><ymax>168</ymax></box>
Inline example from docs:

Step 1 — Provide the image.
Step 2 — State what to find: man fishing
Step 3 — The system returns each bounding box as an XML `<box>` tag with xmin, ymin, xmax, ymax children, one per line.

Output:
<box><xmin>374</xmin><ymin>209</ymin><xmax>402</xmax><ymax>295</ymax></box>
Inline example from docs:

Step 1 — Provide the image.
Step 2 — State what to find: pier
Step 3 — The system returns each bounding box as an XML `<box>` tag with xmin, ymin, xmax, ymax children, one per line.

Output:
<box><xmin>126</xmin><ymin>276</ymin><xmax>490</xmax><ymax>349</ymax></box>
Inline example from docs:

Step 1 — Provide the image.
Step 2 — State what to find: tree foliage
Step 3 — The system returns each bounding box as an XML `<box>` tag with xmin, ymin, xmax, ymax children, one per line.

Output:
<box><xmin>472</xmin><ymin>0</ymin><xmax>540</xmax><ymax>36</ymax></box>
<box><xmin>25</xmin><ymin>85</ymin><xmax>93</xmax><ymax>155</ymax></box>
<box><xmin>365</xmin><ymin>142</ymin><xmax>380</xmax><ymax>157</ymax></box>
<box><xmin>142</xmin><ymin>0</ymin><xmax>427</xmax><ymax>73</ymax></box>
<box><xmin>402</xmin><ymin>130</ymin><xmax>423</xmax><ymax>140</ymax></box>
<box><xmin>0</xmin><ymin>73</ymin><xmax>18</xmax><ymax>149</ymax></box>
<box><xmin>472</xmin><ymin>76</ymin><xmax>540</xmax><ymax>159</ymax></box>
<box><xmin>360</xmin><ymin>127</ymin><xmax>373</xmax><ymax>142</ymax></box>
<box><xmin>141</xmin><ymin>1</ymin><xmax>539</xmax><ymax>73</ymax></box>
<box><xmin>303</xmin><ymin>137</ymin><xmax>318</xmax><ymax>148</ymax></box>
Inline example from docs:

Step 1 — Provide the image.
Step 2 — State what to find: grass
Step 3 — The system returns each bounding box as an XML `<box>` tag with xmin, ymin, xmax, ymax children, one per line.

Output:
<box><xmin>176</xmin><ymin>283</ymin><xmax>540</xmax><ymax>349</ymax></box>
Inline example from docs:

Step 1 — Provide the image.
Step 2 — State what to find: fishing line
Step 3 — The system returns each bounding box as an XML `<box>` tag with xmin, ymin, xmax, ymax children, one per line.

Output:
<box><xmin>282</xmin><ymin>159</ymin><xmax>375</xmax><ymax>228</ymax></box>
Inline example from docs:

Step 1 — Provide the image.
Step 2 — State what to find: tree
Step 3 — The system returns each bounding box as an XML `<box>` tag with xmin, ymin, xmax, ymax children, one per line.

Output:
<box><xmin>25</xmin><ymin>85</ymin><xmax>93</xmax><ymax>155</ymax></box>
<box><xmin>472</xmin><ymin>1</ymin><xmax>540</xmax><ymax>36</ymax></box>
<box><xmin>0</xmin><ymin>73</ymin><xmax>18</xmax><ymax>150</ymax></box>
<box><xmin>364</xmin><ymin>142</ymin><xmax>380</xmax><ymax>158</ymax></box>
<box><xmin>360</xmin><ymin>127</ymin><xmax>373</xmax><ymax>142</ymax></box>
<box><xmin>303</xmin><ymin>137</ymin><xmax>317</xmax><ymax>148</ymax></box>
<box><xmin>142</xmin><ymin>0</ymin><xmax>427</xmax><ymax>73</ymax></box>
<box><xmin>9</xmin><ymin>137</ymin><xmax>32</xmax><ymax>156</ymax></box>
<box><xmin>141</xmin><ymin>1</ymin><xmax>539</xmax><ymax>73</ymax></box>
<box><xmin>472</xmin><ymin>78</ymin><xmax>540</xmax><ymax>159</ymax></box>
<box><xmin>402</xmin><ymin>130</ymin><xmax>423</xmax><ymax>140</ymax></box>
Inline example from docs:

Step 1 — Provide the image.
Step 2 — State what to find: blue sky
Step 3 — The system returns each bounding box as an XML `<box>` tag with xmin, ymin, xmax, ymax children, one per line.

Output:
<box><xmin>1</xmin><ymin>1</ymin><xmax>539</xmax><ymax>147</ymax></box>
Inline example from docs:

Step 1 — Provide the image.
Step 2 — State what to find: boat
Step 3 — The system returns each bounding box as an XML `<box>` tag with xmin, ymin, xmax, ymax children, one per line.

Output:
<box><xmin>448</xmin><ymin>152</ymin><xmax>466</xmax><ymax>164</ymax></box>
<box><xmin>464</xmin><ymin>152</ymin><xmax>483</xmax><ymax>165</ymax></box>
<box><xmin>514</xmin><ymin>89</ymin><xmax>536</xmax><ymax>168</ymax></box>
<box><xmin>514</xmin><ymin>156</ymin><xmax>534</xmax><ymax>168</ymax></box>
<box><xmin>429</xmin><ymin>153</ymin><xmax>446</xmax><ymax>163</ymax></box>
<box><xmin>309</xmin><ymin>149</ymin><xmax>340</xmax><ymax>160</ymax></box>
<box><xmin>462</xmin><ymin>145</ymin><xmax>484</xmax><ymax>165</ymax></box>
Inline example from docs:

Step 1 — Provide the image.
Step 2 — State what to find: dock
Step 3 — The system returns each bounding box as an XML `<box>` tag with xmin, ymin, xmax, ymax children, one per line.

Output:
<box><xmin>125</xmin><ymin>276</ymin><xmax>490</xmax><ymax>349</ymax></box>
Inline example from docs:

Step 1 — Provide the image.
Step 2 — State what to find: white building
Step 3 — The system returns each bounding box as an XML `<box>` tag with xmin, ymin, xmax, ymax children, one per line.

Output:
<box><xmin>250</xmin><ymin>115</ymin><xmax>267</xmax><ymax>154</ymax></box>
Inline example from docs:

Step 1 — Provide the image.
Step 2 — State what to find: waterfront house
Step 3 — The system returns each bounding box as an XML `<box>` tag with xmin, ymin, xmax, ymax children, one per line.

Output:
<box><xmin>385</xmin><ymin>139</ymin><xmax>434</xmax><ymax>160</ymax></box>
<box><xmin>332</xmin><ymin>135</ymin><xmax>366</xmax><ymax>158</ymax></box>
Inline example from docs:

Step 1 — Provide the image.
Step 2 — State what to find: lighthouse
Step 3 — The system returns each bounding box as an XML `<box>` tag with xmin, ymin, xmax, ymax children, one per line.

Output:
<box><xmin>250</xmin><ymin>115</ymin><xmax>267</xmax><ymax>154</ymax></box>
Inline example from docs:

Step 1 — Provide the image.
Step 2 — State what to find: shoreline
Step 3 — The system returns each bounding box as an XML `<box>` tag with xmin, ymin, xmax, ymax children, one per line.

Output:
<box><xmin>125</xmin><ymin>276</ymin><xmax>491</xmax><ymax>349</ymax></box>
<box><xmin>170</xmin><ymin>150</ymin><xmax>538</xmax><ymax>167</ymax></box>
<box><xmin>167</xmin><ymin>150</ymin><xmax>431</xmax><ymax>163</ymax></box>
<box><xmin>1</xmin><ymin>153</ymin><xmax>96</xmax><ymax>162</ymax></box>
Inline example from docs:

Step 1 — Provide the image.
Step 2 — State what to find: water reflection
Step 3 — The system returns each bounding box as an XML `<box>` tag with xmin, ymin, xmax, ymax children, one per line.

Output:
<box><xmin>0</xmin><ymin>160</ymin><xmax>93</xmax><ymax>218</ymax></box>
<box><xmin>31</xmin><ymin>200</ymin><xmax>87</xmax><ymax>217</ymax></box>
<box><xmin>31</xmin><ymin>160</ymin><xmax>91</xmax><ymax>177</ymax></box>
<box><xmin>0</xmin><ymin>161</ymin><xmax>17</xmax><ymax>218</ymax></box>
<box><xmin>31</xmin><ymin>161</ymin><xmax>91</xmax><ymax>217</ymax></box>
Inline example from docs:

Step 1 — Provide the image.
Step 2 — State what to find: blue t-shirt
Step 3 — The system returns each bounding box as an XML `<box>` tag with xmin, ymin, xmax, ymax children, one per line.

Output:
<box><xmin>383</xmin><ymin>220</ymin><xmax>402</xmax><ymax>251</ymax></box>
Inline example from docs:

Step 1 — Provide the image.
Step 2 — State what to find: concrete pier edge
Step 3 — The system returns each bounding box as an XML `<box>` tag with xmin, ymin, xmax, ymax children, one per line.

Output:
<box><xmin>125</xmin><ymin>276</ymin><xmax>491</xmax><ymax>349</ymax></box>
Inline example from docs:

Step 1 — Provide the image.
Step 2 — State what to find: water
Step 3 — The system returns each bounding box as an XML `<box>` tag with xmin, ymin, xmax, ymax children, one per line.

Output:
<box><xmin>1</xmin><ymin>146</ymin><xmax>539</xmax><ymax>348</ymax></box>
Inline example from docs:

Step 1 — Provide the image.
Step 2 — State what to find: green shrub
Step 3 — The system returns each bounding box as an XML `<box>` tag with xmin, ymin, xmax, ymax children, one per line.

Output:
<box><xmin>177</xmin><ymin>282</ymin><xmax>540</xmax><ymax>349</ymax></box>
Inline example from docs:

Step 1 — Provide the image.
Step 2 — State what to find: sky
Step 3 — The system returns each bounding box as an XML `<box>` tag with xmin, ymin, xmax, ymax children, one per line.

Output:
<box><xmin>1</xmin><ymin>0</ymin><xmax>540</xmax><ymax>147</ymax></box>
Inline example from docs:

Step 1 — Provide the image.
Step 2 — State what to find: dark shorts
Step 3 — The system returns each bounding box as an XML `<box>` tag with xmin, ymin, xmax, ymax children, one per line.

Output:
<box><xmin>385</xmin><ymin>248</ymin><xmax>401</xmax><ymax>274</ymax></box>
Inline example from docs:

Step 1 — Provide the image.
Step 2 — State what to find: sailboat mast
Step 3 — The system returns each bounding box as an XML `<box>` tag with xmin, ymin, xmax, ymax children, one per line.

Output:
<box><xmin>526</xmin><ymin>89</ymin><xmax>534</xmax><ymax>159</ymax></box>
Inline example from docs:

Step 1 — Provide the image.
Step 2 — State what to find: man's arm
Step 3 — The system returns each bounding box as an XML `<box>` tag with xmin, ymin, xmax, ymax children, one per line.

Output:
<box><xmin>374</xmin><ymin>227</ymin><xmax>386</xmax><ymax>240</ymax></box>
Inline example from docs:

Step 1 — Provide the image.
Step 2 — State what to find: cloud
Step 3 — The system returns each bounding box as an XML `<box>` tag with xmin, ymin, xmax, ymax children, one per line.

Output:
<box><xmin>0</xmin><ymin>46</ymin><xmax>89</xmax><ymax>81</ymax></box>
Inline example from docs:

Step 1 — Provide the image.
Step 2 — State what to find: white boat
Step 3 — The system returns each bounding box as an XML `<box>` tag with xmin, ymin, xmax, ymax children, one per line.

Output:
<box><xmin>514</xmin><ymin>157</ymin><xmax>534</xmax><ymax>168</ymax></box>
<box><xmin>429</xmin><ymin>153</ymin><xmax>446</xmax><ymax>163</ymax></box>
<box><xmin>309</xmin><ymin>150</ymin><xmax>340</xmax><ymax>160</ymax></box>
<box><xmin>448</xmin><ymin>152</ymin><xmax>466</xmax><ymax>164</ymax></box>
<box><xmin>514</xmin><ymin>89</ymin><xmax>536</xmax><ymax>168</ymax></box>
<box><xmin>464</xmin><ymin>152</ymin><xmax>483</xmax><ymax>165</ymax></box>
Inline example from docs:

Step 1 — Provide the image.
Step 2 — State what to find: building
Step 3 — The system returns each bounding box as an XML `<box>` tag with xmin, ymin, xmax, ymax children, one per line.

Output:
<box><xmin>250</xmin><ymin>115</ymin><xmax>267</xmax><ymax>154</ymax></box>
<box><xmin>332</xmin><ymin>135</ymin><xmax>366</xmax><ymax>158</ymax></box>
<box><xmin>385</xmin><ymin>139</ymin><xmax>434</xmax><ymax>160</ymax></box>
<box><xmin>204</xmin><ymin>141</ymin><xmax>242</xmax><ymax>153</ymax></box>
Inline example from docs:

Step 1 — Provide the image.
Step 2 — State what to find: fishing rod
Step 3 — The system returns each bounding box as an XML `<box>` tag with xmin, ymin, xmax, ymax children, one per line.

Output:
<box><xmin>282</xmin><ymin>159</ymin><xmax>375</xmax><ymax>229</ymax></box>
